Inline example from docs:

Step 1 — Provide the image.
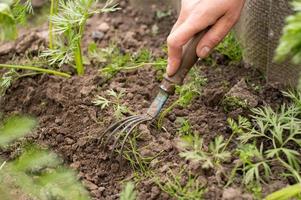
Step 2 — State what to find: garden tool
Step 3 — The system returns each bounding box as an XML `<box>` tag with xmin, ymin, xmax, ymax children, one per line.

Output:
<box><xmin>101</xmin><ymin>29</ymin><xmax>208</xmax><ymax>157</ymax></box>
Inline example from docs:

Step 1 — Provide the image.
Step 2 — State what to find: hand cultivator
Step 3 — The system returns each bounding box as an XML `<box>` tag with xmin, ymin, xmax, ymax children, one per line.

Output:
<box><xmin>102</xmin><ymin>30</ymin><xmax>208</xmax><ymax>157</ymax></box>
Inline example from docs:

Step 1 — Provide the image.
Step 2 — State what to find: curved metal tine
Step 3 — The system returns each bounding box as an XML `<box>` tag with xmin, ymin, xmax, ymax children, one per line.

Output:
<box><xmin>109</xmin><ymin>117</ymin><xmax>146</xmax><ymax>159</ymax></box>
<box><xmin>102</xmin><ymin>116</ymin><xmax>143</xmax><ymax>146</ymax></box>
<box><xmin>101</xmin><ymin>116</ymin><xmax>139</xmax><ymax>137</ymax></box>
<box><xmin>99</xmin><ymin>115</ymin><xmax>141</xmax><ymax>142</ymax></box>
<box><xmin>117</xmin><ymin>118</ymin><xmax>150</xmax><ymax>162</ymax></box>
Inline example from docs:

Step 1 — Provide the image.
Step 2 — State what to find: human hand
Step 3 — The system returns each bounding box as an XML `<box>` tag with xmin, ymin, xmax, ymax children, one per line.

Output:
<box><xmin>166</xmin><ymin>0</ymin><xmax>245</xmax><ymax>76</ymax></box>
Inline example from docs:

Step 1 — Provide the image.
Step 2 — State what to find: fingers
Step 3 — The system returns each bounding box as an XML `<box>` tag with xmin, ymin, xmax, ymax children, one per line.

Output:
<box><xmin>196</xmin><ymin>15</ymin><xmax>239</xmax><ymax>58</ymax></box>
<box><xmin>167</xmin><ymin>14</ymin><xmax>215</xmax><ymax>76</ymax></box>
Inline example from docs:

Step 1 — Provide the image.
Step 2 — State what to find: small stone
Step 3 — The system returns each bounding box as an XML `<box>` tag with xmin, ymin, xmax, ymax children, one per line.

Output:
<box><xmin>83</xmin><ymin>180</ymin><xmax>98</xmax><ymax>191</ymax></box>
<box><xmin>222</xmin><ymin>188</ymin><xmax>242</xmax><ymax>200</ymax></box>
<box><xmin>150</xmin><ymin>186</ymin><xmax>160</xmax><ymax>199</ymax></box>
<box><xmin>138</xmin><ymin>124</ymin><xmax>152</xmax><ymax>141</ymax></box>
<box><xmin>127</xmin><ymin>92</ymin><xmax>134</xmax><ymax>99</ymax></box>
<box><xmin>98</xmin><ymin>187</ymin><xmax>105</xmax><ymax>192</ymax></box>
<box><xmin>70</xmin><ymin>161</ymin><xmax>81</xmax><ymax>169</ymax></box>
<box><xmin>56</xmin><ymin>134</ymin><xmax>64</xmax><ymax>143</ymax></box>
<box><xmin>77</xmin><ymin>138</ymin><xmax>87</xmax><ymax>147</ymax></box>
<box><xmin>110</xmin><ymin>163</ymin><xmax>119</xmax><ymax>173</ymax></box>
<box><xmin>91</xmin><ymin>31</ymin><xmax>105</xmax><ymax>40</ymax></box>
<box><xmin>0</xmin><ymin>42</ymin><xmax>15</xmax><ymax>56</ymax></box>
<box><xmin>140</xmin><ymin>148</ymin><xmax>155</xmax><ymax>158</ymax></box>
<box><xmin>66</xmin><ymin>138</ymin><xmax>74</xmax><ymax>145</ymax></box>
<box><xmin>98</xmin><ymin>22</ymin><xmax>110</xmax><ymax>32</ymax></box>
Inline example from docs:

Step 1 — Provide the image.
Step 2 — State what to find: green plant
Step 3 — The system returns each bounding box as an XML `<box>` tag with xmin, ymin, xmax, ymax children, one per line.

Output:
<box><xmin>237</xmin><ymin>144</ymin><xmax>272</xmax><ymax>185</ymax></box>
<box><xmin>120</xmin><ymin>182</ymin><xmax>136</xmax><ymax>200</ymax></box>
<box><xmin>275</xmin><ymin>0</ymin><xmax>301</xmax><ymax>64</ymax></box>
<box><xmin>158</xmin><ymin>68</ymin><xmax>207</xmax><ymax>127</ymax></box>
<box><xmin>0</xmin><ymin>63</ymin><xmax>69</xmax><ymax>97</ymax></box>
<box><xmin>265</xmin><ymin>183</ymin><xmax>301</xmax><ymax>200</ymax></box>
<box><xmin>0</xmin><ymin>0</ymin><xmax>33</xmax><ymax>41</ymax></box>
<box><xmin>93</xmin><ymin>89</ymin><xmax>130</xmax><ymax>119</ymax></box>
<box><xmin>43</xmin><ymin>0</ymin><xmax>118</xmax><ymax>75</ymax></box>
<box><xmin>155</xmin><ymin>169</ymin><xmax>205</xmax><ymax>200</ymax></box>
<box><xmin>98</xmin><ymin>44</ymin><xmax>167</xmax><ymax>79</ymax></box>
<box><xmin>0</xmin><ymin>115</ymin><xmax>90</xmax><ymax>200</ymax></box>
<box><xmin>230</xmin><ymin>97</ymin><xmax>301</xmax><ymax>183</ymax></box>
<box><xmin>178</xmin><ymin>134</ymin><xmax>231</xmax><ymax>170</ymax></box>
<box><xmin>0</xmin><ymin>69</ymin><xmax>15</xmax><ymax>96</ymax></box>
<box><xmin>222</xmin><ymin>96</ymin><xmax>248</xmax><ymax>112</ymax></box>
<box><xmin>49</xmin><ymin>0</ymin><xmax>59</xmax><ymax>49</ymax></box>
<box><xmin>121</xmin><ymin>130</ymin><xmax>162</xmax><ymax>176</ymax></box>
<box><xmin>216</xmin><ymin>31</ymin><xmax>243</xmax><ymax>63</ymax></box>
<box><xmin>177</xmin><ymin>118</ymin><xmax>193</xmax><ymax>136</ymax></box>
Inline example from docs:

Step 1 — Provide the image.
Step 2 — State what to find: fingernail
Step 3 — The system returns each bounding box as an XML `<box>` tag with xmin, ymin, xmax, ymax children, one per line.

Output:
<box><xmin>198</xmin><ymin>46</ymin><xmax>210</xmax><ymax>58</ymax></box>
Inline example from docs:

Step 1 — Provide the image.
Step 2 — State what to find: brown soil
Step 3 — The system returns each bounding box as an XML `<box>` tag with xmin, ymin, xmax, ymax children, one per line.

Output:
<box><xmin>0</xmin><ymin>1</ymin><xmax>290</xmax><ymax>199</ymax></box>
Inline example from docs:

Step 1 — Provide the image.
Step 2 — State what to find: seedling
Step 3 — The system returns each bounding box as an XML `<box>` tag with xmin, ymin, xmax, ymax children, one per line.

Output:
<box><xmin>222</xmin><ymin>96</ymin><xmax>248</xmax><ymax>112</ymax></box>
<box><xmin>178</xmin><ymin>134</ymin><xmax>231</xmax><ymax>170</ymax></box>
<box><xmin>216</xmin><ymin>31</ymin><xmax>243</xmax><ymax>63</ymax></box>
<box><xmin>177</xmin><ymin>118</ymin><xmax>193</xmax><ymax>136</ymax></box>
<box><xmin>158</xmin><ymin>68</ymin><xmax>207</xmax><ymax>128</ymax></box>
<box><xmin>120</xmin><ymin>182</ymin><xmax>136</xmax><ymax>200</ymax></box>
<box><xmin>93</xmin><ymin>89</ymin><xmax>130</xmax><ymax>119</ymax></box>
<box><xmin>44</xmin><ymin>0</ymin><xmax>119</xmax><ymax>75</ymax></box>
<box><xmin>155</xmin><ymin>169</ymin><xmax>205</xmax><ymax>200</ymax></box>
<box><xmin>121</xmin><ymin>131</ymin><xmax>160</xmax><ymax>175</ymax></box>
<box><xmin>229</xmin><ymin>93</ymin><xmax>301</xmax><ymax>183</ymax></box>
<box><xmin>98</xmin><ymin>44</ymin><xmax>167</xmax><ymax>79</ymax></box>
<box><xmin>236</xmin><ymin>144</ymin><xmax>272</xmax><ymax>185</ymax></box>
<box><xmin>0</xmin><ymin>116</ymin><xmax>90</xmax><ymax>200</ymax></box>
<box><xmin>0</xmin><ymin>69</ymin><xmax>15</xmax><ymax>96</ymax></box>
<box><xmin>0</xmin><ymin>0</ymin><xmax>33</xmax><ymax>41</ymax></box>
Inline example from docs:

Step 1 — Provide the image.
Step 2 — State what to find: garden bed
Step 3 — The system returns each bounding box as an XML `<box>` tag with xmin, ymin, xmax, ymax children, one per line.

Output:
<box><xmin>0</xmin><ymin>1</ymin><xmax>293</xmax><ymax>199</ymax></box>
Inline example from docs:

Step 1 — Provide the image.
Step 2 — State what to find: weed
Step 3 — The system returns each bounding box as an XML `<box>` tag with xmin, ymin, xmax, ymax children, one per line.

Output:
<box><xmin>122</xmin><ymin>137</ymin><xmax>154</xmax><ymax>175</ymax></box>
<box><xmin>43</xmin><ymin>0</ymin><xmax>118</xmax><ymax>75</ymax></box>
<box><xmin>222</xmin><ymin>96</ymin><xmax>248</xmax><ymax>112</ymax></box>
<box><xmin>177</xmin><ymin>118</ymin><xmax>194</xmax><ymax>136</ymax></box>
<box><xmin>155</xmin><ymin>169</ymin><xmax>205</xmax><ymax>200</ymax></box>
<box><xmin>0</xmin><ymin>0</ymin><xmax>33</xmax><ymax>41</ymax></box>
<box><xmin>216</xmin><ymin>31</ymin><xmax>243</xmax><ymax>63</ymax></box>
<box><xmin>120</xmin><ymin>182</ymin><xmax>136</xmax><ymax>200</ymax></box>
<box><xmin>158</xmin><ymin>68</ymin><xmax>207</xmax><ymax>128</ymax></box>
<box><xmin>98</xmin><ymin>44</ymin><xmax>167</xmax><ymax>79</ymax></box>
<box><xmin>0</xmin><ymin>69</ymin><xmax>15</xmax><ymax>96</ymax></box>
<box><xmin>93</xmin><ymin>89</ymin><xmax>130</xmax><ymax>119</ymax></box>
<box><xmin>155</xmin><ymin>10</ymin><xmax>171</xmax><ymax>19</ymax></box>
<box><xmin>178</xmin><ymin>134</ymin><xmax>231</xmax><ymax>170</ymax></box>
<box><xmin>0</xmin><ymin>115</ymin><xmax>90</xmax><ymax>200</ymax></box>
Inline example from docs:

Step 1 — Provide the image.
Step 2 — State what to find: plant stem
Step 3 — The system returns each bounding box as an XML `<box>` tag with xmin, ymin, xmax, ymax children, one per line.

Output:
<box><xmin>74</xmin><ymin>39</ymin><xmax>84</xmax><ymax>75</ymax></box>
<box><xmin>158</xmin><ymin>99</ymin><xmax>180</xmax><ymax>128</ymax></box>
<box><xmin>0</xmin><ymin>64</ymin><xmax>71</xmax><ymax>78</ymax></box>
<box><xmin>49</xmin><ymin>0</ymin><xmax>58</xmax><ymax>49</ymax></box>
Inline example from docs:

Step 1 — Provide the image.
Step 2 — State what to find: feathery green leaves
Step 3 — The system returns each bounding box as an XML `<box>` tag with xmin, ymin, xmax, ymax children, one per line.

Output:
<box><xmin>120</xmin><ymin>182</ymin><xmax>136</xmax><ymax>200</ymax></box>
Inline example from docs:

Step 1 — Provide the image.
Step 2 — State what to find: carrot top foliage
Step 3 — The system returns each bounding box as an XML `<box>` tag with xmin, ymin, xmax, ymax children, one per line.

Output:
<box><xmin>43</xmin><ymin>0</ymin><xmax>119</xmax><ymax>75</ymax></box>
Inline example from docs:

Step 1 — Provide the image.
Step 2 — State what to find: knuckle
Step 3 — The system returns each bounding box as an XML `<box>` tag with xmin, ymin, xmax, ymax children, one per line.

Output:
<box><xmin>208</xmin><ymin>35</ymin><xmax>222</xmax><ymax>46</ymax></box>
<box><xmin>167</xmin><ymin>35</ymin><xmax>178</xmax><ymax>48</ymax></box>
